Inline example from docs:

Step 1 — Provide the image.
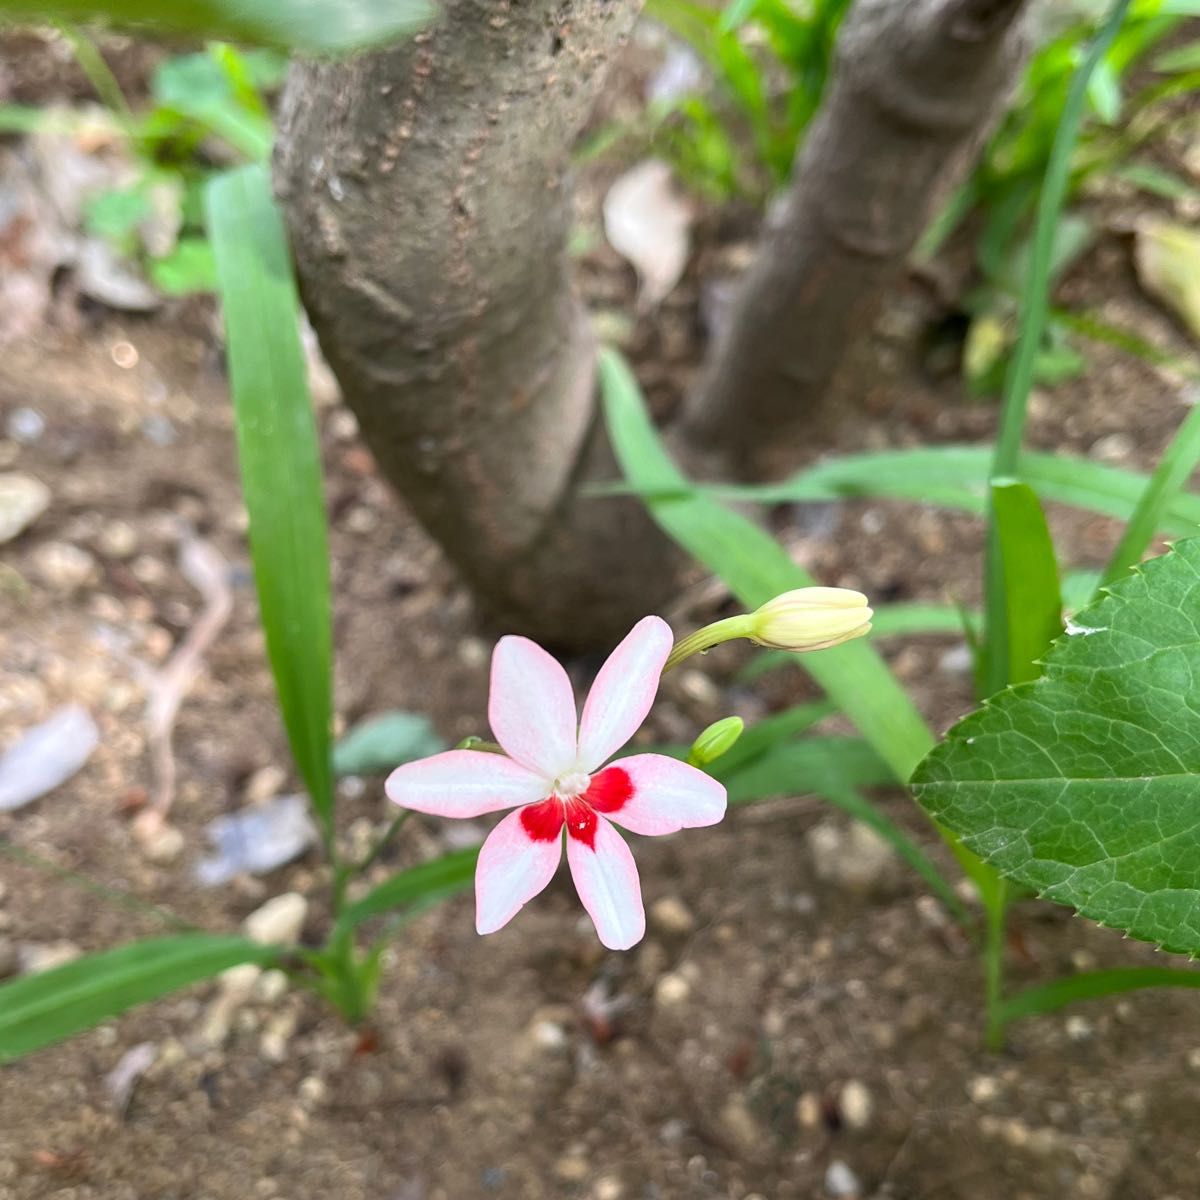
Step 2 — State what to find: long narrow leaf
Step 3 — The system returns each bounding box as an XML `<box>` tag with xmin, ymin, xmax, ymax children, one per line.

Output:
<box><xmin>0</xmin><ymin>0</ymin><xmax>435</xmax><ymax>54</ymax></box>
<box><xmin>335</xmin><ymin>848</ymin><xmax>480</xmax><ymax>938</ymax></box>
<box><xmin>984</xmin><ymin>0</ymin><xmax>1132</xmax><ymax>696</ymax></box>
<box><xmin>206</xmin><ymin>166</ymin><xmax>335</xmax><ymax>843</ymax></box>
<box><xmin>999</xmin><ymin>966</ymin><xmax>1200</xmax><ymax>1024</ymax></box>
<box><xmin>0</xmin><ymin>935</ymin><xmax>280</xmax><ymax>1062</ymax></box>
<box><xmin>599</xmin><ymin>348</ymin><xmax>932</xmax><ymax>782</ymax></box>
<box><xmin>1101</xmin><ymin>395</ymin><xmax>1200</xmax><ymax>587</ymax></box>
<box><xmin>686</xmin><ymin>445</ymin><xmax>1200</xmax><ymax>534</ymax></box>
<box><xmin>989</xmin><ymin>480</ymin><xmax>1063</xmax><ymax>687</ymax></box>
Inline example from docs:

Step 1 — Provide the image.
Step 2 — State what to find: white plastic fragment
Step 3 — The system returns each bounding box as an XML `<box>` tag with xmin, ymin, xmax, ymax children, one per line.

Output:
<box><xmin>195</xmin><ymin>794</ymin><xmax>318</xmax><ymax>886</ymax></box>
<box><xmin>0</xmin><ymin>704</ymin><xmax>99</xmax><ymax>811</ymax></box>
<box><xmin>603</xmin><ymin>159</ymin><xmax>693</xmax><ymax>308</ymax></box>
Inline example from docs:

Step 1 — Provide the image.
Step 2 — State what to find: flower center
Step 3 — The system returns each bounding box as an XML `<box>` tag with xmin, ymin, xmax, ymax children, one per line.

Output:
<box><xmin>553</xmin><ymin>770</ymin><xmax>591</xmax><ymax>800</ymax></box>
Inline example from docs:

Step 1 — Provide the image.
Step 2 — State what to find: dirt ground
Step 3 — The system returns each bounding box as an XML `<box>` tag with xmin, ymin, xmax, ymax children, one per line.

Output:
<box><xmin>2</xmin><ymin>25</ymin><xmax>1200</xmax><ymax>1200</ymax></box>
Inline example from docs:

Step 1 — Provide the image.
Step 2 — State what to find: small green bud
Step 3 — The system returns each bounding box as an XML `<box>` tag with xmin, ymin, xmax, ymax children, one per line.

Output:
<box><xmin>750</xmin><ymin>587</ymin><xmax>872</xmax><ymax>652</ymax></box>
<box><xmin>687</xmin><ymin>716</ymin><xmax>744</xmax><ymax>767</ymax></box>
<box><xmin>456</xmin><ymin>735</ymin><xmax>485</xmax><ymax>751</ymax></box>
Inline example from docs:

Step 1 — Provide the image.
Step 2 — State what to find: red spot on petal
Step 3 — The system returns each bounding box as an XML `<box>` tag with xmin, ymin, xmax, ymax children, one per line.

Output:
<box><xmin>520</xmin><ymin>798</ymin><xmax>564</xmax><ymax>842</ymax></box>
<box><xmin>564</xmin><ymin>798</ymin><xmax>598</xmax><ymax>848</ymax></box>
<box><xmin>583</xmin><ymin>766</ymin><xmax>634</xmax><ymax>815</ymax></box>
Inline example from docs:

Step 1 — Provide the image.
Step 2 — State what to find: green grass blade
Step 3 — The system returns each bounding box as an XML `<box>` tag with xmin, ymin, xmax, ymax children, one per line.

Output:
<box><xmin>205</xmin><ymin>165</ymin><xmax>335</xmax><ymax>846</ymax></box>
<box><xmin>335</xmin><ymin>848</ymin><xmax>480</xmax><ymax>938</ymax></box>
<box><xmin>598</xmin><ymin>348</ymin><xmax>932</xmax><ymax>781</ymax></box>
<box><xmin>678</xmin><ymin>445</ymin><xmax>1200</xmax><ymax>535</ymax></box>
<box><xmin>989</xmin><ymin>480</ymin><xmax>1063</xmax><ymax>687</ymax></box>
<box><xmin>1101</xmin><ymin>395</ymin><xmax>1200</xmax><ymax>587</ymax></box>
<box><xmin>0</xmin><ymin>0</ymin><xmax>435</xmax><ymax>54</ymax></box>
<box><xmin>998</xmin><ymin>966</ymin><xmax>1200</xmax><ymax>1024</ymax></box>
<box><xmin>717</xmin><ymin>735</ymin><xmax>895</xmax><ymax>798</ymax></box>
<box><xmin>0</xmin><ymin>935</ymin><xmax>280</xmax><ymax>1062</ymax></box>
<box><xmin>985</xmin><ymin>0</ymin><xmax>1132</xmax><ymax>694</ymax></box>
<box><xmin>599</xmin><ymin>349</ymin><xmax>1002</xmax><ymax>901</ymax></box>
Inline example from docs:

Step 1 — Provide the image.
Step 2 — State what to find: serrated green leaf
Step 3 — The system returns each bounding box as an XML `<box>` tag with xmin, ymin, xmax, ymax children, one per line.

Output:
<box><xmin>205</xmin><ymin>166</ymin><xmax>334</xmax><ymax>843</ymax></box>
<box><xmin>0</xmin><ymin>0</ymin><xmax>436</xmax><ymax>54</ymax></box>
<box><xmin>333</xmin><ymin>711</ymin><xmax>446</xmax><ymax>777</ymax></box>
<box><xmin>0</xmin><ymin>935</ymin><xmax>279</xmax><ymax>1062</ymax></box>
<box><xmin>914</xmin><ymin>539</ymin><xmax>1200</xmax><ymax>955</ymax></box>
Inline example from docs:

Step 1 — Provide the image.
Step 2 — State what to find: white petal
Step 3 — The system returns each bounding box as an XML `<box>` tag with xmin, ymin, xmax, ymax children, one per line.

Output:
<box><xmin>594</xmin><ymin>754</ymin><xmax>727</xmax><ymax>836</ymax></box>
<box><xmin>489</xmin><ymin>635</ymin><xmax>577</xmax><ymax>777</ymax></box>
<box><xmin>577</xmin><ymin>615</ymin><xmax>672</xmax><ymax>772</ymax></box>
<box><xmin>475</xmin><ymin>806</ymin><xmax>563</xmax><ymax>935</ymax></box>
<box><xmin>385</xmin><ymin>750</ymin><xmax>548</xmax><ymax>818</ymax></box>
<box><xmin>566</xmin><ymin>816</ymin><xmax>645</xmax><ymax>950</ymax></box>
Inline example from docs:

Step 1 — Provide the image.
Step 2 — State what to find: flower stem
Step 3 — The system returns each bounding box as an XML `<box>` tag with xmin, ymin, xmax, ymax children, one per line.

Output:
<box><xmin>664</xmin><ymin>615</ymin><xmax>757</xmax><ymax>672</ymax></box>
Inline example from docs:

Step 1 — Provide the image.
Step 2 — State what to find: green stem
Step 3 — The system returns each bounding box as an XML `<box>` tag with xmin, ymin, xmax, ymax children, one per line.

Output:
<box><xmin>57</xmin><ymin>23</ymin><xmax>135</xmax><ymax>131</ymax></box>
<box><xmin>354</xmin><ymin>810</ymin><xmax>411</xmax><ymax>877</ymax></box>
<box><xmin>983</xmin><ymin>880</ymin><xmax>1009</xmax><ymax>1051</ymax></box>
<box><xmin>664</xmin><ymin>615</ymin><xmax>756</xmax><ymax>672</ymax></box>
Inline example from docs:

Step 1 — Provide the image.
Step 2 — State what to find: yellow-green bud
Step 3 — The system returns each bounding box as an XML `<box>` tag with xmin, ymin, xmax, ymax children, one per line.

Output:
<box><xmin>687</xmin><ymin>716</ymin><xmax>744</xmax><ymax>767</ymax></box>
<box><xmin>750</xmin><ymin>587</ymin><xmax>872</xmax><ymax>652</ymax></box>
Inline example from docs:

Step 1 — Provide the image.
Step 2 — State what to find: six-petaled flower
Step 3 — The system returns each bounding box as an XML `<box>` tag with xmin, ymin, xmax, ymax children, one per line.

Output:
<box><xmin>385</xmin><ymin>616</ymin><xmax>726</xmax><ymax>950</ymax></box>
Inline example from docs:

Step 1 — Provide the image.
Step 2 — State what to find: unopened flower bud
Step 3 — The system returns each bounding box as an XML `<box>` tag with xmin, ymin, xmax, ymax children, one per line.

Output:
<box><xmin>750</xmin><ymin>587</ymin><xmax>872</xmax><ymax>652</ymax></box>
<box><xmin>687</xmin><ymin>716</ymin><xmax>744</xmax><ymax>767</ymax></box>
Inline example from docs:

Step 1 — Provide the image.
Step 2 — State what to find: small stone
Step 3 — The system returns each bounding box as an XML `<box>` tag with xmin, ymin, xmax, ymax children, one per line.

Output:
<box><xmin>554</xmin><ymin>1153</ymin><xmax>590</xmax><ymax>1183</ymax></box>
<box><xmin>838</xmin><ymin>1080</ymin><xmax>874</xmax><ymax>1131</ymax></box>
<box><xmin>0</xmin><ymin>473</ymin><xmax>51</xmax><ymax>544</ymax></box>
<box><xmin>650</xmin><ymin>896</ymin><xmax>695</xmax><ymax>935</ymax></box>
<box><xmin>96</xmin><ymin>520</ymin><xmax>138</xmax><ymax>560</ymax></box>
<box><xmin>244</xmin><ymin>892</ymin><xmax>308</xmax><ymax>945</ymax></box>
<box><xmin>530</xmin><ymin>1020</ymin><xmax>568</xmax><ymax>1051</ymax></box>
<box><xmin>1091</xmin><ymin>432</ymin><xmax>1134</xmax><ymax>462</ymax></box>
<box><xmin>654</xmin><ymin>972</ymin><xmax>691</xmax><ymax>1009</ymax></box>
<box><xmin>256</xmin><ymin>969</ymin><xmax>290</xmax><ymax>1004</ymax></box>
<box><xmin>244</xmin><ymin>764</ymin><xmax>287</xmax><ymax>806</ymax></box>
<box><xmin>807</xmin><ymin>818</ymin><xmax>899</xmax><ymax>897</ymax></box>
<box><xmin>796</xmin><ymin>1092</ymin><xmax>822</xmax><ymax>1129</ymax></box>
<box><xmin>719</xmin><ymin>1097</ymin><xmax>762</xmax><ymax>1151</ymax></box>
<box><xmin>0</xmin><ymin>937</ymin><xmax>17</xmax><ymax>979</ymax></box>
<box><xmin>260</xmin><ymin>1009</ymin><xmax>298</xmax><ymax>1063</ymax></box>
<box><xmin>5</xmin><ymin>407</ymin><xmax>45</xmax><ymax>444</ymax></box>
<box><xmin>968</xmin><ymin>1075</ymin><xmax>1000</xmax><ymax>1104</ymax></box>
<box><xmin>132</xmin><ymin>817</ymin><xmax>184</xmax><ymax>863</ymax></box>
<box><xmin>31</xmin><ymin>541</ymin><xmax>97</xmax><ymax>591</ymax></box>
<box><xmin>824</xmin><ymin>1160</ymin><xmax>861</xmax><ymax>1198</ymax></box>
<box><xmin>298</xmin><ymin>1075</ymin><xmax>327</xmax><ymax>1107</ymax></box>
<box><xmin>1186</xmin><ymin>1047</ymin><xmax>1200</xmax><ymax>1072</ymax></box>
<box><xmin>19</xmin><ymin>940</ymin><xmax>82</xmax><ymax>974</ymax></box>
<box><xmin>1065</xmin><ymin>1014</ymin><xmax>1093</xmax><ymax>1041</ymax></box>
<box><xmin>592</xmin><ymin>1176</ymin><xmax>624</xmax><ymax>1200</ymax></box>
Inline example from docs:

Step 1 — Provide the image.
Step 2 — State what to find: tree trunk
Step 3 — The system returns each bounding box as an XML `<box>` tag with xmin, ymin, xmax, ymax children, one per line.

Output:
<box><xmin>274</xmin><ymin>0</ymin><xmax>678</xmax><ymax>649</ymax></box>
<box><xmin>682</xmin><ymin>0</ymin><xmax>1030</xmax><ymax>478</ymax></box>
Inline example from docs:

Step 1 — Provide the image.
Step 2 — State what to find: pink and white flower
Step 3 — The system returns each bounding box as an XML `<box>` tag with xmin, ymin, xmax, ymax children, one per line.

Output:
<box><xmin>385</xmin><ymin>616</ymin><xmax>727</xmax><ymax>950</ymax></box>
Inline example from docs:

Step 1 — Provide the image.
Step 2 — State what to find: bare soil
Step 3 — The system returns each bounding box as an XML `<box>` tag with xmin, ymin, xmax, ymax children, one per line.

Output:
<box><xmin>2</xmin><ymin>26</ymin><xmax>1200</xmax><ymax>1200</ymax></box>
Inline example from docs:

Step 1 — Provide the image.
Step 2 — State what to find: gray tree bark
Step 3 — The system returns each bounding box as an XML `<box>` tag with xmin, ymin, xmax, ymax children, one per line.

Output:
<box><xmin>275</xmin><ymin>0</ymin><xmax>678</xmax><ymax>649</ymax></box>
<box><xmin>682</xmin><ymin>0</ymin><xmax>1031</xmax><ymax>478</ymax></box>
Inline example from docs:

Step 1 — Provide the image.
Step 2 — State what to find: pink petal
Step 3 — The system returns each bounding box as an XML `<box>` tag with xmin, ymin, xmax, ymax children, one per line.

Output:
<box><xmin>576</xmin><ymin>615</ymin><xmax>673</xmax><ymax>772</ymax></box>
<box><xmin>593</xmin><ymin>754</ymin><xmax>727</xmax><ymax>836</ymax></box>
<box><xmin>489</xmin><ymin>635</ymin><xmax>578</xmax><ymax>778</ymax></box>
<box><xmin>566</xmin><ymin>815</ymin><xmax>645</xmax><ymax>950</ymax></box>
<box><xmin>475</xmin><ymin>806</ymin><xmax>563</xmax><ymax>935</ymax></box>
<box><xmin>385</xmin><ymin>749</ymin><xmax>548</xmax><ymax>818</ymax></box>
